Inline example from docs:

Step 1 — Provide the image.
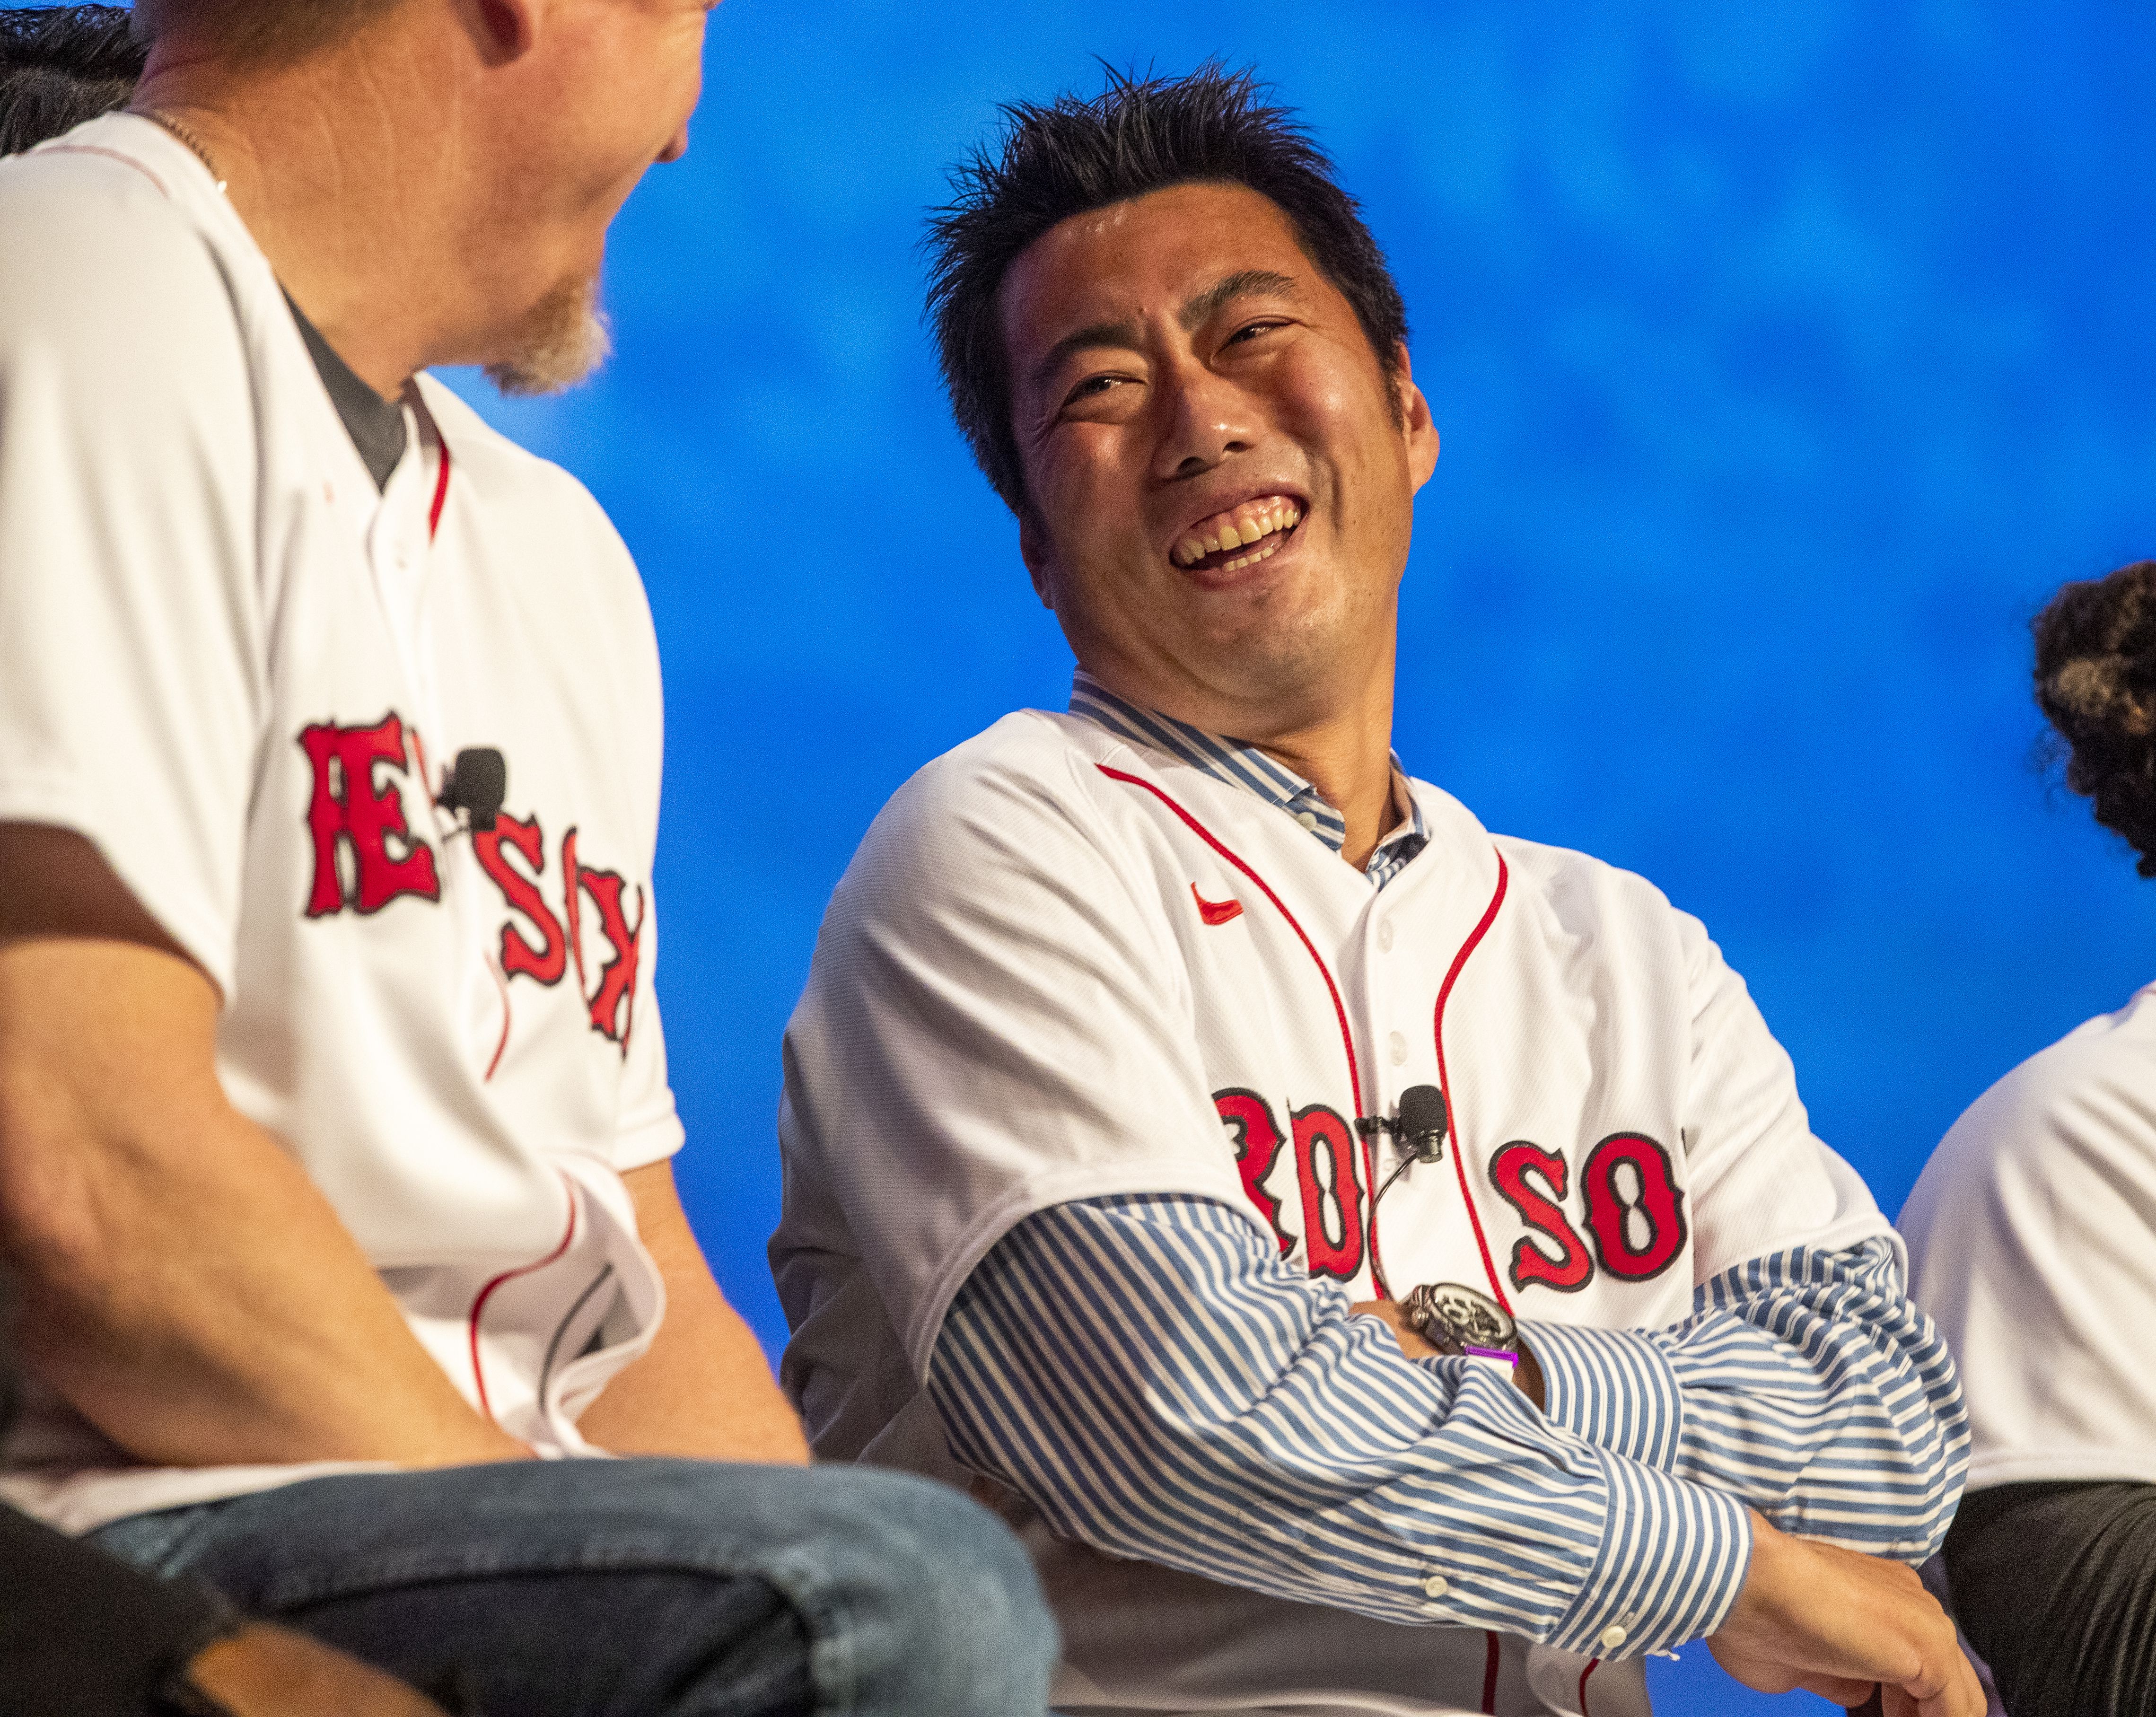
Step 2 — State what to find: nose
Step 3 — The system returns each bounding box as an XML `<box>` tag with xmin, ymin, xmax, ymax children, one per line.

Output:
<box><xmin>1151</xmin><ymin>353</ymin><xmax>1257</xmax><ymax>482</ymax></box>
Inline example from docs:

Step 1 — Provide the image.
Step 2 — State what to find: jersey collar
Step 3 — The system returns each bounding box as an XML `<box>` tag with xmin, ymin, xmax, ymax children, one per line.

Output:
<box><xmin>1069</xmin><ymin>669</ymin><xmax>1429</xmax><ymax>886</ymax></box>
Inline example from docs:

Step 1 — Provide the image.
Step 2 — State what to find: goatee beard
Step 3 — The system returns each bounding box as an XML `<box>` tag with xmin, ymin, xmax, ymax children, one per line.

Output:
<box><xmin>485</xmin><ymin>273</ymin><xmax>612</xmax><ymax>397</ymax></box>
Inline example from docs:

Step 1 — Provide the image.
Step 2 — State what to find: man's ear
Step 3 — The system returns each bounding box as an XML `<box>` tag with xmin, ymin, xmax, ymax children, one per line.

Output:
<box><xmin>1017</xmin><ymin>505</ymin><xmax>1057</xmax><ymax>611</ymax></box>
<box><xmin>1392</xmin><ymin>341</ymin><xmax>1439</xmax><ymax>493</ymax></box>
<box><xmin>470</xmin><ymin>0</ymin><xmax>538</xmax><ymax>62</ymax></box>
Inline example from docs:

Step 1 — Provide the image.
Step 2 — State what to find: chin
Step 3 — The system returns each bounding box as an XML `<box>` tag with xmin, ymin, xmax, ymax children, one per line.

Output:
<box><xmin>484</xmin><ymin>273</ymin><xmax>613</xmax><ymax>398</ymax></box>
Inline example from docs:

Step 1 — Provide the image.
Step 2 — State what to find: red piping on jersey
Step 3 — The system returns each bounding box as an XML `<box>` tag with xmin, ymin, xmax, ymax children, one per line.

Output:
<box><xmin>467</xmin><ymin>1174</ymin><xmax>578</xmax><ymax>1423</ymax></box>
<box><xmin>1096</xmin><ymin>762</ymin><xmax>1367</xmax><ymax>1150</ymax></box>
<box><xmin>1433</xmin><ymin>852</ymin><xmax>1513</xmax><ymax>1313</ymax></box>
<box><xmin>410</xmin><ymin>727</ymin><xmax>435</xmax><ymax>802</ymax></box>
<box><xmin>1578</xmin><ymin>1656</ymin><xmax>1600</xmax><ymax>1715</ymax></box>
<box><xmin>1362</xmin><ymin>1121</ymin><xmax>1393</xmax><ymax>1299</ymax></box>
<box><xmin>428</xmin><ymin>436</ymin><xmax>453</xmax><ymax>541</ymax></box>
<box><xmin>483</xmin><ymin>953</ymin><xmax>512</xmax><ymax>1082</ymax></box>
<box><xmin>41</xmin><ymin>144</ymin><xmax>169</xmax><ymax>198</ymax></box>
<box><xmin>1480</xmin><ymin>1631</ymin><xmax>1500</xmax><ymax>1712</ymax></box>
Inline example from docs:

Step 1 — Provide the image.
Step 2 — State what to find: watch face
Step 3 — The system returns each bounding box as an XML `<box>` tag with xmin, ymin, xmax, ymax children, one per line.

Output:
<box><xmin>1420</xmin><ymin>1283</ymin><xmax>1516</xmax><ymax>1350</ymax></box>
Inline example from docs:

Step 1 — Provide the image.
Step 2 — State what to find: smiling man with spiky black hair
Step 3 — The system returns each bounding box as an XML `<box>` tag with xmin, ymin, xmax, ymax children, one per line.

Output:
<box><xmin>774</xmin><ymin>65</ymin><xmax>1984</xmax><ymax>1717</ymax></box>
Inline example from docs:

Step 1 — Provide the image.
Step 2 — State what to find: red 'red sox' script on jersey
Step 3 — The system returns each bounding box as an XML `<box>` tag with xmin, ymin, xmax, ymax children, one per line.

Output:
<box><xmin>298</xmin><ymin>711</ymin><xmax>645</xmax><ymax>1051</ymax></box>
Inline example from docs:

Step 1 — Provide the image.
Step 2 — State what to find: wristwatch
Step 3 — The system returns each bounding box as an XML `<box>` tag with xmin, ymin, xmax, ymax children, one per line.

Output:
<box><xmin>1401</xmin><ymin>1281</ymin><xmax>1517</xmax><ymax>1365</ymax></box>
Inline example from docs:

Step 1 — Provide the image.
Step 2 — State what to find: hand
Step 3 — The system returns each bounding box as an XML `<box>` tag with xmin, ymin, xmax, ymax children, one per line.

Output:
<box><xmin>1708</xmin><ymin>1513</ymin><xmax>1983</xmax><ymax>1717</ymax></box>
<box><xmin>1348</xmin><ymin>1300</ymin><xmax>1545</xmax><ymax>1408</ymax></box>
<box><xmin>180</xmin><ymin>1624</ymin><xmax>453</xmax><ymax>1716</ymax></box>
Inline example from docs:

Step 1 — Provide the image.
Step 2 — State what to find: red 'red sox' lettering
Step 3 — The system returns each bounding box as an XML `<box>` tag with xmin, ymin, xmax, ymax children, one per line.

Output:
<box><xmin>1214</xmin><ymin>1088</ymin><xmax>1291</xmax><ymax>1254</ymax></box>
<box><xmin>473</xmin><ymin>817</ymin><xmax>643</xmax><ymax>1052</ymax></box>
<box><xmin>1290</xmin><ymin>1102</ymin><xmax>1365</xmax><ymax>1281</ymax></box>
<box><xmin>1489</xmin><ymin>1141</ymin><xmax>1595</xmax><ymax>1294</ymax></box>
<box><xmin>302</xmin><ymin>726</ymin><xmax>645</xmax><ymax>1053</ymax></box>
<box><xmin>299</xmin><ymin>712</ymin><xmax>440</xmax><ymax>916</ymax></box>
<box><xmin>573</xmin><ymin>851</ymin><xmax>643</xmax><ymax>1051</ymax></box>
<box><xmin>473</xmin><ymin>813</ymin><xmax>567</xmax><ymax>984</ymax></box>
<box><xmin>1581</xmin><ymin>1132</ymin><xmax>1687</xmax><ymax>1281</ymax></box>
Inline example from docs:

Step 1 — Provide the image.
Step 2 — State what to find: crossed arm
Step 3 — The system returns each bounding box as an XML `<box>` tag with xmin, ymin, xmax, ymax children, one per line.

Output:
<box><xmin>931</xmin><ymin>1192</ymin><xmax>1983</xmax><ymax>1715</ymax></box>
<box><xmin>0</xmin><ymin>822</ymin><xmax>804</xmax><ymax>1476</ymax></box>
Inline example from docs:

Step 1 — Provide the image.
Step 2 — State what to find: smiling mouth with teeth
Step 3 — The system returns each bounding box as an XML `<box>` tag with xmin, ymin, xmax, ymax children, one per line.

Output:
<box><xmin>1171</xmin><ymin>496</ymin><xmax>1303</xmax><ymax>573</ymax></box>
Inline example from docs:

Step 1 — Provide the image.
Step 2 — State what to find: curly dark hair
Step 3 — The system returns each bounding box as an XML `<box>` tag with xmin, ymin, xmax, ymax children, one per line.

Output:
<box><xmin>0</xmin><ymin>6</ymin><xmax>143</xmax><ymax>157</ymax></box>
<box><xmin>2033</xmin><ymin>559</ymin><xmax>2156</xmax><ymax>876</ymax></box>
<box><xmin>924</xmin><ymin>63</ymin><xmax>1410</xmax><ymax>515</ymax></box>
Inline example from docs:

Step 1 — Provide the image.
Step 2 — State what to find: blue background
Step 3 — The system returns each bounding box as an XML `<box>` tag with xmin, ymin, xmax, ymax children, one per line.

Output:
<box><xmin>98</xmin><ymin>0</ymin><xmax>2156</xmax><ymax>1708</ymax></box>
<box><xmin>458</xmin><ymin>7</ymin><xmax>2156</xmax><ymax>1709</ymax></box>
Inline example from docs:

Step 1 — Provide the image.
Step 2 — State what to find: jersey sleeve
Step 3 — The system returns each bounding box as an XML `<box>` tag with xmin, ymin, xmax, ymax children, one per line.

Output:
<box><xmin>612</xmin><ymin>909</ymin><xmax>684</xmax><ymax>1172</ymax></box>
<box><xmin>0</xmin><ymin>156</ymin><xmax>264</xmax><ymax>997</ymax></box>
<box><xmin>1674</xmin><ymin>910</ymin><xmax>1892</xmax><ymax>1275</ymax></box>
<box><xmin>777</xmin><ymin>731</ymin><xmax>1257</xmax><ymax>1378</ymax></box>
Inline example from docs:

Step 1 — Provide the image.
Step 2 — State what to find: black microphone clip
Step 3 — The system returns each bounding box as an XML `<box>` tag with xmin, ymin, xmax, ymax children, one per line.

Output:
<box><xmin>1395</xmin><ymin>1083</ymin><xmax>1449</xmax><ymax>1165</ymax></box>
<box><xmin>438</xmin><ymin>746</ymin><xmax>507</xmax><ymax>835</ymax></box>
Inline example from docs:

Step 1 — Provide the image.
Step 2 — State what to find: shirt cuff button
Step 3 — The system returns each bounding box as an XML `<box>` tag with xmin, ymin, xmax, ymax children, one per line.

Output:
<box><xmin>1421</xmin><ymin>1573</ymin><xmax>1449</xmax><ymax>1599</ymax></box>
<box><xmin>1597</xmin><ymin>1623</ymin><xmax>1627</xmax><ymax>1650</ymax></box>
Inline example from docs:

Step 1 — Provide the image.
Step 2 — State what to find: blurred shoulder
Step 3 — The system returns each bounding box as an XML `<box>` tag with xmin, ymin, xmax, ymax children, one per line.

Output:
<box><xmin>0</xmin><ymin>116</ymin><xmax>232</xmax><ymax>327</ymax></box>
<box><xmin>1923</xmin><ymin>983</ymin><xmax>2156</xmax><ymax>1195</ymax></box>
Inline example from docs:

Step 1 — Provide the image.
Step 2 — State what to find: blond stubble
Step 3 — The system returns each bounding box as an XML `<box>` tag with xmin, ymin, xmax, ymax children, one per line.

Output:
<box><xmin>484</xmin><ymin>273</ymin><xmax>613</xmax><ymax>398</ymax></box>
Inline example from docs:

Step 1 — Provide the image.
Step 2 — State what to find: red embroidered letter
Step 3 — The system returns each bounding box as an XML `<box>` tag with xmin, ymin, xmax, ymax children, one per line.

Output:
<box><xmin>575</xmin><ymin>862</ymin><xmax>644</xmax><ymax>1051</ymax></box>
<box><xmin>299</xmin><ymin>713</ymin><xmax>440</xmax><ymax>917</ymax></box>
<box><xmin>1291</xmin><ymin>1102</ymin><xmax>1366</xmax><ymax>1282</ymax></box>
<box><xmin>1580</xmin><ymin>1133</ymin><xmax>1688</xmax><ymax>1282</ymax></box>
<box><xmin>474</xmin><ymin>813</ymin><xmax>566</xmax><ymax>985</ymax></box>
<box><xmin>1490</xmin><ymin>1141</ymin><xmax>1595</xmax><ymax>1294</ymax></box>
<box><xmin>1214</xmin><ymin>1088</ymin><xmax>1291</xmax><ymax>1254</ymax></box>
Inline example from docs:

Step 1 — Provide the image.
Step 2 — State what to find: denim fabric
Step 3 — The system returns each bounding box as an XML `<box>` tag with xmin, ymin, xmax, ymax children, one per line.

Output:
<box><xmin>92</xmin><ymin>1457</ymin><xmax>1057</xmax><ymax>1717</ymax></box>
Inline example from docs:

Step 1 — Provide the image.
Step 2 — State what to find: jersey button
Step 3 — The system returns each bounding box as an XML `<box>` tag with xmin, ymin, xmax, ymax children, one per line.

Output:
<box><xmin>1295</xmin><ymin>810</ymin><xmax>1320</xmax><ymax>832</ymax></box>
<box><xmin>1421</xmin><ymin>1573</ymin><xmax>1449</xmax><ymax>1599</ymax></box>
<box><xmin>1376</xmin><ymin>919</ymin><xmax>1395</xmax><ymax>952</ymax></box>
<box><xmin>1597</xmin><ymin>1623</ymin><xmax>1627</xmax><ymax>1650</ymax></box>
<box><xmin>1388</xmin><ymin>1031</ymin><xmax>1407</xmax><ymax>1066</ymax></box>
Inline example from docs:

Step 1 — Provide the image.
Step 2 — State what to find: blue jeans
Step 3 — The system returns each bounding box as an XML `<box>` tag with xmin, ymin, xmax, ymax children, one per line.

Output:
<box><xmin>91</xmin><ymin>1457</ymin><xmax>1057</xmax><ymax>1717</ymax></box>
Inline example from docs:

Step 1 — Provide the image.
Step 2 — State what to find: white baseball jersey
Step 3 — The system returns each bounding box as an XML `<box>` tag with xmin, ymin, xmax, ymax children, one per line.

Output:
<box><xmin>773</xmin><ymin>702</ymin><xmax>1895</xmax><ymax>1715</ymax></box>
<box><xmin>0</xmin><ymin>115</ymin><xmax>681</xmax><ymax>1533</ymax></box>
<box><xmin>1901</xmin><ymin>979</ymin><xmax>2156</xmax><ymax>1493</ymax></box>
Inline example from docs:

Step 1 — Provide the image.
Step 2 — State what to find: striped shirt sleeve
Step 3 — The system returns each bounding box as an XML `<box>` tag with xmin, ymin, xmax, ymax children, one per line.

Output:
<box><xmin>1523</xmin><ymin>1237</ymin><xmax>1969</xmax><ymax>1562</ymax></box>
<box><xmin>928</xmin><ymin>1193</ymin><xmax>1751</xmax><ymax>1657</ymax></box>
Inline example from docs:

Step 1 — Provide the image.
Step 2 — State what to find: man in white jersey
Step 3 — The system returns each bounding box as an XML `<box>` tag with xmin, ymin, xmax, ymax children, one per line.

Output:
<box><xmin>1902</xmin><ymin>558</ymin><xmax>2156</xmax><ymax>1717</ymax></box>
<box><xmin>772</xmin><ymin>68</ymin><xmax>1981</xmax><ymax>1717</ymax></box>
<box><xmin>0</xmin><ymin>1</ymin><xmax>1055</xmax><ymax>1711</ymax></box>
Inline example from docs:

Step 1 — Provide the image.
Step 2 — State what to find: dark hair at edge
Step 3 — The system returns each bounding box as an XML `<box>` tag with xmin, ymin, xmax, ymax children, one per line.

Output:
<box><xmin>2033</xmin><ymin>559</ymin><xmax>2156</xmax><ymax>876</ymax></box>
<box><xmin>925</xmin><ymin>62</ymin><xmax>1410</xmax><ymax>515</ymax></box>
<box><xmin>0</xmin><ymin>5</ymin><xmax>144</xmax><ymax>157</ymax></box>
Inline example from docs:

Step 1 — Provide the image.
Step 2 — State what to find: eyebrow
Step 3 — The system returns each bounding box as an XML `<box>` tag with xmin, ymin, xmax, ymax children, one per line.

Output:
<box><xmin>1179</xmin><ymin>268</ymin><xmax>1300</xmax><ymax>332</ymax></box>
<box><xmin>1025</xmin><ymin>268</ymin><xmax>1305</xmax><ymax>393</ymax></box>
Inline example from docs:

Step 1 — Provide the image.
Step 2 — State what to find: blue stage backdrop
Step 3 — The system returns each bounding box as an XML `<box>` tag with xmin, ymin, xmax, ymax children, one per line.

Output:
<box><xmin>97</xmin><ymin>0</ymin><xmax>2156</xmax><ymax>1709</ymax></box>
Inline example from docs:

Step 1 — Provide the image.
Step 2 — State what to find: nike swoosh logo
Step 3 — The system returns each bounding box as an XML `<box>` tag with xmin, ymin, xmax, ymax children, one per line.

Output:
<box><xmin>1191</xmin><ymin>884</ymin><xmax>1244</xmax><ymax>926</ymax></box>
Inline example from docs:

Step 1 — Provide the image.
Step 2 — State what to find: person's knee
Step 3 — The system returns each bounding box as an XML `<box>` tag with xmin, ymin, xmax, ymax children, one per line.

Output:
<box><xmin>796</xmin><ymin>1468</ymin><xmax>1057</xmax><ymax>1715</ymax></box>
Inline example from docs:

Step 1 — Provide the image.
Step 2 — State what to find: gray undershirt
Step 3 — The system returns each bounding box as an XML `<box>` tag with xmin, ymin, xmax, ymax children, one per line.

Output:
<box><xmin>283</xmin><ymin>291</ymin><xmax>405</xmax><ymax>491</ymax></box>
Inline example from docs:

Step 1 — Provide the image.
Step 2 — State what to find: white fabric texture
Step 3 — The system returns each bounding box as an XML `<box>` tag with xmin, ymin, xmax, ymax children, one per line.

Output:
<box><xmin>0</xmin><ymin>115</ymin><xmax>681</xmax><ymax>1531</ymax></box>
<box><xmin>1903</xmin><ymin>978</ymin><xmax>2156</xmax><ymax>1491</ymax></box>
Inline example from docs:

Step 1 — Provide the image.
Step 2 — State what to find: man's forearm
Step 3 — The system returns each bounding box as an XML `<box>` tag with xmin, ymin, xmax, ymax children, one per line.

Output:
<box><xmin>573</xmin><ymin>1161</ymin><xmax>807</xmax><ymax>1464</ymax></box>
<box><xmin>0</xmin><ymin>934</ymin><xmax>522</xmax><ymax>1470</ymax></box>
<box><xmin>1522</xmin><ymin>1237</ymin><xmax>1968</xmax><ymax>1561</ymax></box>
<box><xmin>932</xmin><ymin>1193</ymin><xmax>1750</xmax><ymax>1654</ymax></box>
